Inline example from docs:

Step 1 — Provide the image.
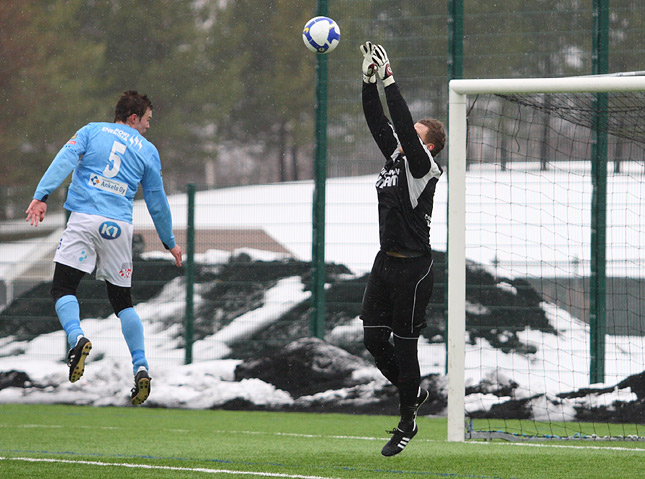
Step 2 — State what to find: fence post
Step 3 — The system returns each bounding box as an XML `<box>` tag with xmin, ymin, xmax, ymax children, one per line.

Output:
<box><xmin>184</xmin><ymin>183</ymin><xmax>195</xmax><ymax>364</ymax></box>
<box><xmin>590</xmin><ymin>0</ymin><xmax>609</xmax><ymax>383</ymax></box>
<box><xmin>310</xmin><ymin>0</ymin><xmax>329</xmax><ymax>340</ymax></box>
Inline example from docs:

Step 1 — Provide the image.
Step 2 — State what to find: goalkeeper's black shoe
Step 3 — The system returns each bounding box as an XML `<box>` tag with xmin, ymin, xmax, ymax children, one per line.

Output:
<box><xmin>131</xmin><ymin>367</ymin><xmax>151</xmax><ymax>405</ymax></box>
<box><xmin>67</xmin><ymin>336</ymin><xmax>92</xmax><ymax>383</ymax></box>
<box><xmin>381</xmin><ymin>422</ymin><xmax>418</xmax><ymax>457</ymax></box>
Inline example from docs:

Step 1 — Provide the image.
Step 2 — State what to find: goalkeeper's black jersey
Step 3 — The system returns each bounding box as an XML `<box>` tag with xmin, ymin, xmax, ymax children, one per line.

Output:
<box><xmin>362</xmin><ymin>82</ymin><xmax>443</xmax><ymax>256</ymax></box>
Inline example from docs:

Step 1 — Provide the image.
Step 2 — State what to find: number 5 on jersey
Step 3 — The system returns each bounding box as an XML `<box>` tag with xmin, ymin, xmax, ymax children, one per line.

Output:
<box><xmin>103</xmin><ymin>141</ymin><xmax>126</xmax><ymax>178</ymax></box>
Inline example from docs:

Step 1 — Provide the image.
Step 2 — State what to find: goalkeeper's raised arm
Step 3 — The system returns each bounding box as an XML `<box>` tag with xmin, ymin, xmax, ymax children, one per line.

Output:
<box><xmin>360</xmin><ymin>42</ymin><xmax>399</xmax><ymax>160</ymax></box>
<box><xmin>372</xmin><ymin>44</ymin><xmax>445</xmax><ymax>178</ymax></box>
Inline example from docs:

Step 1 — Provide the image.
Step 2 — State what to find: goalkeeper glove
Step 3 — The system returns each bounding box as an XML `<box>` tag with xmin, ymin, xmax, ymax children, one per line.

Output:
<box><xmin>372</xmin><ymin>44</ymin><xmax>395</xmax><ymax>86</ymax></box>
<box><xmin>360</xmin><ymin>41</ymin><xmax>376</xmax><ymax>84</ymax></box>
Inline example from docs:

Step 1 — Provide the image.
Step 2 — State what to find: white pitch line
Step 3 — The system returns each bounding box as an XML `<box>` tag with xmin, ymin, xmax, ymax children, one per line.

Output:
<box><xmin>0</xmin><ymin>456</ymin><xmax>344</xmax><ymax>479</ymax></box>
<box><xmin>0</xmin><ymin>423</ymin><xmax>396</xmax><ymax>442</ymax></box>
<box><xmin>0</xmin><ymin>423</ymin><xmax>183</xmax><ymax>432</ymax></box>
<box><xmin>466</xmin><ymin>440</ymin><xmax>645</xmax><ymax>453</ymax></box>
<box><xmin>212</xmin><ymin>430</ymin><xmax>390</xmax><ymax>442</ymax></box>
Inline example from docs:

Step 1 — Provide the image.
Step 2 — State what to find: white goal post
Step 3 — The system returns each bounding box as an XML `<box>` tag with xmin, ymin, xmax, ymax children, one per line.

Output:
<box><xmin>446</xmin><ymin>75</ymin><xmax>645</xmax><ymax>442</ymax></box>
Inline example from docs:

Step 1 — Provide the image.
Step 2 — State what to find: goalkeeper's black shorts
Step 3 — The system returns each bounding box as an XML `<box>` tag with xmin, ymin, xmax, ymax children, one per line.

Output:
<box><xmin>360</xmin><ymin>250</ymin><xmax>434</xmax><ymax>338</ymax></box>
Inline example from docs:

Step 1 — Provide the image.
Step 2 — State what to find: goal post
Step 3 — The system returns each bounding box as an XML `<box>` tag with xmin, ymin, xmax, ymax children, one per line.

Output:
<box><xmin>447</xmin><ymin>75</ymin><xmax>645</xmax><ymax>442</ymax></box>
<box><xmin>447</xmin><ymin>85</ymin><xmax>468</xmax><ymax>442</ymax></box>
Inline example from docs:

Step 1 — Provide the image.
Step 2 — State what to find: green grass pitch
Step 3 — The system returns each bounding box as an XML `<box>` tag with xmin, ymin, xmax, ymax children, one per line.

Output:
<box><xmin>0</xmin><ymin>404</ymin><xmax>643</xmax><ymax>478</ymax></box>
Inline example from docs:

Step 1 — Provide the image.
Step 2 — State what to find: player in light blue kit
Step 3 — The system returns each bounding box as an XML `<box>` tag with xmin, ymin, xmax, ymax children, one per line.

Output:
<box><xmin>26</xmin><ymin>91</ymin><xmax>182</xmax><ymax>405</ymax></box>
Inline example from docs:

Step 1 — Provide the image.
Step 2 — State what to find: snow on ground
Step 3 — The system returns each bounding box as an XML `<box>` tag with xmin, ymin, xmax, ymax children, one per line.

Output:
<box><xmin>0</xmin><ymin>251</ymin><xmax>304</xmax><ymax>408</ymax></box>
<box><xmin>0</xmin><ymin>247</ymin><xmax>642</xmax><ymax>413</ymax></box>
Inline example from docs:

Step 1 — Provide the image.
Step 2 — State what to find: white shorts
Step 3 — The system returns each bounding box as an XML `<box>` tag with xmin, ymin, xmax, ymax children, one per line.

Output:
<box><xmin>54</xmin><ymin>212</ymin><xmax>134</xmax><ymax>287</ymax></box>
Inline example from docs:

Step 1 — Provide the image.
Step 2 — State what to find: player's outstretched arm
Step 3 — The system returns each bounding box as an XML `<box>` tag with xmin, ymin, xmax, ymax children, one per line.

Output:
<box><xmin>361</xmin><ymin>42</ymin><xmax>398</xmax><ymax>159</ymax></box>
<box><xmin>169</xmin><ymin>244</ymin><xmax>182</xmax><ymax>267</ymax></box>
<box><xmin>374</xmin><ymin>44</ymin><xmax>434</xmax><ymax>178</ymax></box>
<box><xmin>142</xmin><ymin>187</ymin><xmax>184</xmax><ymax>269</ymax></box>
<box><xmin>25</xmin><ymin>199</ymin><xmax>47</xmax><ymax>227</ymax></box>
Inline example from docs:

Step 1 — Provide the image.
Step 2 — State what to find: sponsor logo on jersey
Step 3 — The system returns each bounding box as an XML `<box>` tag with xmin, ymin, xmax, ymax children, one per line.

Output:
<box><xmin>101</xmin><ymin>126</ymin><xmax>143</xmax><ymax>151</ymax></box>
<box><xmin>376</xmin><ymin>167</ymin><xmax>400</xmax><ymax>188</ymax></box>
<box><xmin>88</xmin><ymin>174</ymin><xmax>128</xmax><ymax>196</ymax></box>
<box><xmin>99</xmin><ymin>221</ymin><xmax>122</xmax><ymax>240</ymax></box>
<box><xmin>128</xmin><ymin>134</ymin><xmax>143</xmax><ymax>150</ymax></box>
<box><xmin>102</xmin><ymin>126</ymin><xmax>130</xmax><ymax>141</ymax></box>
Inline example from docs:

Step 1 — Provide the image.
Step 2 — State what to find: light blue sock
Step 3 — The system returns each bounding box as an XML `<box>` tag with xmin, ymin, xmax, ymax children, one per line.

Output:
<box><xmin>55</xmin><ymin>295</ymin><xmax>84</xmax><ymax>350</ymax></box>
<box><xmin>118</xmin><ymin>307</ymin><xmax>149</xmax><ymax>374</ymax></box>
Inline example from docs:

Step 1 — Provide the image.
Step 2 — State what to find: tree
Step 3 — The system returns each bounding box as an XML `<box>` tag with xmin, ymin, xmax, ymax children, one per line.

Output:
<box><xmin>206</xmin><ymin>0</ymin><xmax>316</xmax><ymax>183</ymax></box>
<box><xmin>0</xmin><ymin>0</ymin><xmax>107</xmax><ymax>218</ymax></box>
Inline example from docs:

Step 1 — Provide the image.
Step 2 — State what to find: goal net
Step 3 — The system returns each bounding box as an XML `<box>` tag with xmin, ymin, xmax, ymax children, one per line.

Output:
<box><xmin>447</xmin><ymin>75</ymin><xmax>645</xmax><ymax>442</ymax></box>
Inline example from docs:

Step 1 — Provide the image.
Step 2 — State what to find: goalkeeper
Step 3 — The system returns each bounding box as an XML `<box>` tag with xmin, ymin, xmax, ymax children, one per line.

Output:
<box><xmin>359</xmin><ymin>42</ymin><xmax>445</xmax><ymax>456</ymax></box>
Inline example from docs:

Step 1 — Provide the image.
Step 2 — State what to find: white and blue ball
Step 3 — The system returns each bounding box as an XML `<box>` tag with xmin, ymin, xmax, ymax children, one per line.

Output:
<box><xmin>302</xmin><ymin>16</ymin><xmax>340</xmax><ymax>54</ymax></box>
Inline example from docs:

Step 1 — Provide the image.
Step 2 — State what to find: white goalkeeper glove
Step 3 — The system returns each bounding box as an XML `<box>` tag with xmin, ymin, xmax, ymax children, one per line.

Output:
<box><xmin>372</xmin><ymin>44</ymin><xmax>395</xmax><ymax>86</ymax></box>
<box><xmin>360</xmin><ymin>41</ymin><xmax>376</xmax><ymax>84</ymax></box>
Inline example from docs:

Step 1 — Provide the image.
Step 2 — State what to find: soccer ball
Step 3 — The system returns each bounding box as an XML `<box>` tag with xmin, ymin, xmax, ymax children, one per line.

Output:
<box><xmin>302</xmin><ymin>16</ymin><xmax>340</xmax><ymax>54</ymax></box>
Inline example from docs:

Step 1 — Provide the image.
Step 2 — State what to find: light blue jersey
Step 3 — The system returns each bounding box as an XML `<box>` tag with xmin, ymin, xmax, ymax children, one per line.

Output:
<box><xmin>34</xmin><ymin>122</ymin><xmax>175</xmax><ymax>249</ymax></box>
